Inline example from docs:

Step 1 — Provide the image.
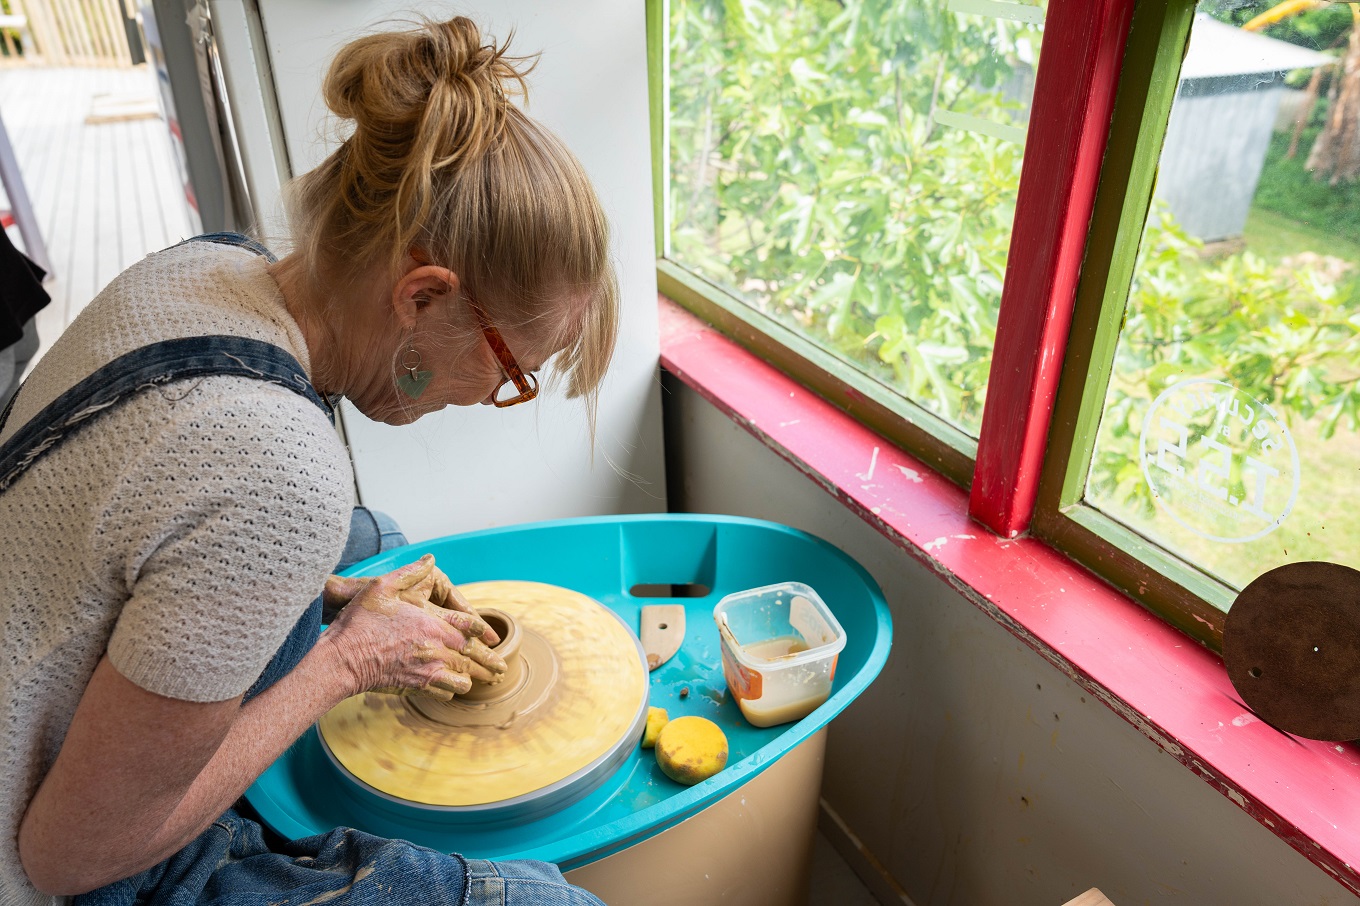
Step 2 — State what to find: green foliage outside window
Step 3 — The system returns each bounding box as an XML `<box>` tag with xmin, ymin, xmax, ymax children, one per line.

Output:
<box><xmin>669</xmin><ymin>0</ymin><xmax>1037</xmax><ymax>435</ymax></box>
<box><xmin>667</xmin><ymin>0</ymin><xmax>1360</xmax><ymax>546</ymax></box>
<box><xmin>1091</xmin><ymin>206</ymin><xmax>1360</xmax><ymax>525</ymax></box>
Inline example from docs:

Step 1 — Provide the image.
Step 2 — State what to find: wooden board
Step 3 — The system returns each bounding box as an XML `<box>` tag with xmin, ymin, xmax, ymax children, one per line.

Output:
<box><xmin>85</xmin><ymin>94</ymin><xmax>161</xmax><ymax>124</ymax></box>
<box><xmin>1061</xmin><ymin>889</ymin><xmax>1117</xmax><ymax>906</ymax></box>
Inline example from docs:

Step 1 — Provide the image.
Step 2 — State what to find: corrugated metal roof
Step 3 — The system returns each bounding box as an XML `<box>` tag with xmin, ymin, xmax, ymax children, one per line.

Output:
<box><xmin>1181</xmin><ymin>14</ymin><xmax>1333</xmax><ymax>80</ymax></box>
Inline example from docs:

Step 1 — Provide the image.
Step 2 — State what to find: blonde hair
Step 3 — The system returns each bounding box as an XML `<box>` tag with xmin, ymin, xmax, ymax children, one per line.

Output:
<box><xmin>286</xmin><ymin>16</ymin><xmax>619</xmax><ymax>428</ymax></box>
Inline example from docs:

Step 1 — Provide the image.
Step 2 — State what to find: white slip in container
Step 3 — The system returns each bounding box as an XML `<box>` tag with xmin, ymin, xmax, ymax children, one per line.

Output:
<box><xmin>713</xmin><ymin>581</ymin><xmax>848</xmax><ymax>728</ymax></box>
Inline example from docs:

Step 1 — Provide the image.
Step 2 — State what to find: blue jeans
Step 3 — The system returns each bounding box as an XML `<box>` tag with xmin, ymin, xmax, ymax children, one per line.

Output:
<box><xmin>338</xmin><ymin>506</ymin><xmax>408</xmax><ymax>572</ymax></box>
<box><xmin>76</xmin><ymin>810</ymin><xmax>601</xmax><ymax>906</ymax></box>
<box><xmin>74</xmin><ymin>507</ymin><xmax>607</xmax><ymax>906</ymax></box>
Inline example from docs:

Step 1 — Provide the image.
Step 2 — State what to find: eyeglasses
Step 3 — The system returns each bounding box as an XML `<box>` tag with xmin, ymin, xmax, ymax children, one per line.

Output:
<box><xmin>469</xmin><ymin>302</ymin><xmax>539</xmax><ymax>408</ymax></box>
<box><xmin>409</xmin><ymin>248</ymin><xmax>539</xmax><ymax>408</ymax></box>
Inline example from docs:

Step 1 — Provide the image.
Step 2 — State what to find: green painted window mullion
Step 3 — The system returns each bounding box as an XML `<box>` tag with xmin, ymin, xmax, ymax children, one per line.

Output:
<box><xmin>1034</xmin><ymin>0</ymin><xmax>1237</xmax><ymax>651</ymax></box>
<box><xmin>1064</xmin><ymin>508</ymin><xmax>1236</xmax><ymax>613</ymax></box>
<box><xmin>646</xmin><ymin>0</ymin><xmax>669</xmax><ymax>259</ymax></box>
<box><xmin>1055</xmin><ymin>0</ymin><xmax>1197</xmax><ymax>511</ymax></box>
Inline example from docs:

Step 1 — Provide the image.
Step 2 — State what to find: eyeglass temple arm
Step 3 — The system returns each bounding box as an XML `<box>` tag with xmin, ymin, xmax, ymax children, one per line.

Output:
<box><xmin>470</xmin><ymin>304</ymin><xmax>534</xmax><ymax>394</ymax></box>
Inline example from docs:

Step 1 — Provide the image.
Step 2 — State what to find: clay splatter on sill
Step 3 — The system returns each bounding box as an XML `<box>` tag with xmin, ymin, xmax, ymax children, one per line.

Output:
<box><xmin>856</xmin><ymin>446</ymin><xmax>879</xmax><ymax>482</ymax></box>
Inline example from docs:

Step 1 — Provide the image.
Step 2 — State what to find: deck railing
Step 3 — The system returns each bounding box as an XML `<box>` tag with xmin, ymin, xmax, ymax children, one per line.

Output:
<box><xmin>2</xmin><ymin>0</ymin><xmax>134</xmax><ymax>68</ymax></box>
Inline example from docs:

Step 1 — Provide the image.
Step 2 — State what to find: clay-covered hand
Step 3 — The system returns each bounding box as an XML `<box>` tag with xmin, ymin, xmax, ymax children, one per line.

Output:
<box><xmin>322</xmin><ymin>555</ymin><xmax>507</xmax><ymax>701</ymax></box>
<box><xmin>323</xmin><ymin>565</ymin><xmax>499</xmax><ymax>646</ymax></box>
<box><xmin>421</xmin><ymin>566</ymin><xmax>501</xmax><ymax>646</ymax></box>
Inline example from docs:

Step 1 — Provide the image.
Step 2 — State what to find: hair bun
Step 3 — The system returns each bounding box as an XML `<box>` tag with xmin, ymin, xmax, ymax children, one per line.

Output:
<box><xmin>324</xmin><ymin>17</ymin><xmax>534</xmax><ymax>174</ymax></box>
<box><xmin>317</xmin><ymin>17</ymin><xmax>538</xmax><ymax>258</ymax></box>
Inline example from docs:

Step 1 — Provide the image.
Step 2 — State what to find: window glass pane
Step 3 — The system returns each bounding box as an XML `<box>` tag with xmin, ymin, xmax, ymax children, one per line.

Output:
<box><xmin>666</xmin><ymin>0</ymin><xmax>1047</xmax><ymax>436</ymax></box>
<box><xmin>1085</xmin><ymin>1</ymin><xmax>1359</xmax><ymax>593</ymax></box>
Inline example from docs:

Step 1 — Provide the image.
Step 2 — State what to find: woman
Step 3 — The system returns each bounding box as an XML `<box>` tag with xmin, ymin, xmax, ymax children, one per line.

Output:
<box><xmin>0</xmin><ymin>17</ymin><xmax>615</xmax><ymax>906</ymax></box>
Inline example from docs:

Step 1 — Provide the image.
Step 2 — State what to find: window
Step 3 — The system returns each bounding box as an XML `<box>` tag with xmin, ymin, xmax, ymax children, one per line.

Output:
<box><xmin>655</xmin><ymin>0</ymin><xmax>1048</xmax><ymax>483</ymax></box>
<box><xmin>1034</xmin><ymin>0</ymin><xmax>1360</xmax><ymax>643</ymax></box>
<box><xmin>653</xmin><ymin>0</ymin><xmax>1360</xmax><ymax>648</ymax></box>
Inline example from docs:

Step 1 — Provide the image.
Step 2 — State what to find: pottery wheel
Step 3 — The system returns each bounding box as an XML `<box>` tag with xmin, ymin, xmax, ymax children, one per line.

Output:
<box><xmin>318</xmin><ymin>580</ymin><xmax>648</xmax><ymax>809</ymax></box>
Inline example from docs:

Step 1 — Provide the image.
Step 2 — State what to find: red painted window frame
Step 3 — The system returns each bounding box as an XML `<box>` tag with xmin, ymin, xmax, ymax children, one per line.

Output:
<box><xmin>969</xmin><ymin>0</ymin><xmax>1138</xmax><ymax>538</ymax></box>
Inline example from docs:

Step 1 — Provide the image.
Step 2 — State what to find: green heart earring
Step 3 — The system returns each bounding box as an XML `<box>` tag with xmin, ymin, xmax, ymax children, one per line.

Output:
<box><xmin>397</xmin><ymin>345</ymin><xmax>434</xmax><ymax>399</ymax></box>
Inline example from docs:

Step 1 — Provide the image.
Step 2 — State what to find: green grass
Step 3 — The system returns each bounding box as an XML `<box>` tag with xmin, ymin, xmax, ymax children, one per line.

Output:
<box><xmin>1252</xmin><ymin>128</ymin><xmax>1360</xmax><ymax>243</ymax></box>
<box><xmin>1243</xmin><ymin>207</ymin><xmax>1360</xmax><ymax>269</ymax></box>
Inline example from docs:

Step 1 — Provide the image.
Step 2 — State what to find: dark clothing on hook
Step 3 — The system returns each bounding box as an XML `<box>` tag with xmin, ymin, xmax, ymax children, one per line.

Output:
<box><xmin>0</xmin><ymin>227</ymin><xmax>48</xmax><ymax>350</ymax></box>
<box><xmin>0</xmin><ymin>227</ymin><xmax>49</xmax><ymax>410</ymax></box>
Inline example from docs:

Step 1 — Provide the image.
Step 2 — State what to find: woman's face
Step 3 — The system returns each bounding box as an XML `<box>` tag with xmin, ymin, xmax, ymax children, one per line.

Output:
<box><xmin>342</xmin><ymin>265</ymin><xmax>574</xmax><ymax>426</ymax></box>
<box><xmin>377</xmin><ymin>321</ymin><xmax>557</xmax><ymax>426</ymax></box>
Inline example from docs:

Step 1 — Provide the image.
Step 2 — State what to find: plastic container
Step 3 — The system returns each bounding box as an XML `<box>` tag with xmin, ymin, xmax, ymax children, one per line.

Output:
<box><xmin>714</xmin><ymin>581</ymin><xmax>847</xmax><ymax>728</ymax></box>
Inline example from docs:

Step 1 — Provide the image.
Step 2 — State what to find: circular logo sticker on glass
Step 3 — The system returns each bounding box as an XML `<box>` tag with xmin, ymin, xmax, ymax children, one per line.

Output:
<box><xmin>1138</xmin><ymin>380</ymin><xmax>1299</xmax><ymax>543</ymax></box>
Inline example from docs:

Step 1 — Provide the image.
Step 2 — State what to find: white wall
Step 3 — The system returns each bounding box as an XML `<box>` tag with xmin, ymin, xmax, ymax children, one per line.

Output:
<box><xmin>249</xmin><ymin>0</ymin><xmax>665</xmax><ymax>541</ymax></box>
<box><xmin>665</xmin><ymin>375</ymin><xmax>1360</xmax><ymax>906</ymax></box>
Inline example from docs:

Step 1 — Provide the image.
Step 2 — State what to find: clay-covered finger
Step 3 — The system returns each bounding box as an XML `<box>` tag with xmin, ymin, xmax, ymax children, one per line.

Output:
<box><xmin>422</xmin><ymin>601</ymin><xmax>491</xmax><ymax>641</ymax></box>
<box><xmin>387</xmin><ymin>554</ymin><xmax>436</xmax><ymax>591</ymax></box>
<box><xmin>454</xmin><ymin>590</ymin><xmax>503</xmax><ymax>644</ymax></box>
<box><xmin>432</xmin><ymin>571</ymin><xmax>472</xmax><ymax>613</ymax></box>
<box><xmin>325</xmin><ymin>574</ymin><xmax>372</xmax><ymax>601</ymax></box>
<box><xmin>443</xmin><ymin>649</ymin><xmax>499</xmax><ymax>685</ymax></box>
<box><xmin>427</xmin><ymin>669</ymin><xmax>472</xmax><ymax>696</ymax></box>
<box><xmin>432</xmin><ymin>619</ymin><xmax>506</xmax><ymax>673</ymax></box>
<box><xmin>427</xmin><ymin>567</ymin><xmax>456</xmax><ymax>609</ymax></box>
<box><xmin>414</xmin><ymin>684</ymin><xmax>457</xmax><ymax>702</ymax></box>
<box><xmin>462</xmin><ymin>638</ymin><xmax>507</xmax><ymax>674</ymax></box>
<box><xmin>429</xmin><ymin>574</ymin><xmax>500</xmax><ymax>644</ymax></box>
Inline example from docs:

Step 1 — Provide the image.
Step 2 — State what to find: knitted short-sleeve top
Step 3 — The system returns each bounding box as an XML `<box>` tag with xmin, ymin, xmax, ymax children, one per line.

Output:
<box><xmin>0</xmin><ymin>240</ymin><xmax>355</xmax><ymax>906</ymax></box>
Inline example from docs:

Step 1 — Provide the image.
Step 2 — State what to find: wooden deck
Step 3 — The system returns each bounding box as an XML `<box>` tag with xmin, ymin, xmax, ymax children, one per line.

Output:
<box><xmin>0</xmin><ymin>64</ymin><xmax>194</xmax><ymax>368</ymax></box>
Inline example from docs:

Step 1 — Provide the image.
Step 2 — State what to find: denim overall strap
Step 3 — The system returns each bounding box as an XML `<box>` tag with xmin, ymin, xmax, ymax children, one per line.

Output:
<box><xmin>0</xmin><ymin>335</ymin><xmax>331</xmax><ymax>494</ymax></box>
<box><xmin>177</xmin><ymin>230</ymin><xmax>279</xmax><ymax>263</ymax></box>
<box><xmin>0</xmin><ymin>335</ymin><xmax>336</xmax><ymax>704</ymax></box>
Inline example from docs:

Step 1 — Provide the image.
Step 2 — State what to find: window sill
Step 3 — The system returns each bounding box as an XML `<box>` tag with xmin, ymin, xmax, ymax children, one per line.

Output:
<box><xmin>658</xmin><ymin>296</ymin><xmax>1360</xmax><ymax>897</ymax></box>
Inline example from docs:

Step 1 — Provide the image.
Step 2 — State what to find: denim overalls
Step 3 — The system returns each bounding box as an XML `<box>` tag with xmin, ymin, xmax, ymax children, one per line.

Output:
<box><xmin>0</xmin><ymin>234</ymin><xmax>603</xmax><ymax>906</ymax></box>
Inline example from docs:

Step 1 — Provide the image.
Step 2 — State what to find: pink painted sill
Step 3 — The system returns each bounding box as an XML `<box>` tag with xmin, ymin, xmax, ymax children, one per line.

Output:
<box><xmin>657</xmin><ymin>297</ymin><xmax>1360</xmax><ymax>896</ymax></box>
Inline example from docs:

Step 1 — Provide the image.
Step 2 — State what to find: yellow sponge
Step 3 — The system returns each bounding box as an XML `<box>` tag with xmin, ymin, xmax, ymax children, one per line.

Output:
<box><xmin>654</xmin><ymin>716</ymin><xmax>728</xmax><ymax>785</ymax></box>
<box><xmin>640</xmin><ymin>707</ymin><xmax>669</xmax><ymax>748</ymax></box>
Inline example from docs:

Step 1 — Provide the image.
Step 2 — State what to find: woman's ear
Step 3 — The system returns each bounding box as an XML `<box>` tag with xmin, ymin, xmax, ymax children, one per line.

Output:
<box><xmin>391</xmin><ymin>266</ymin><xmax>461</xmax><ymax>331</ymax></box>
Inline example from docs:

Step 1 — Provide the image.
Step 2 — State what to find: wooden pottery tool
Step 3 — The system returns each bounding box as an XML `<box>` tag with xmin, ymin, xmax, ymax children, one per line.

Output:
<box><xmin>640</xmin><ymin>604</ymin><xmax>685</xmax><ymax>670</ymax></box>
<box><xmin>1223</xmin><ymin>561</ymin><xmax>1360</xmax><ymax>741</ymax></box>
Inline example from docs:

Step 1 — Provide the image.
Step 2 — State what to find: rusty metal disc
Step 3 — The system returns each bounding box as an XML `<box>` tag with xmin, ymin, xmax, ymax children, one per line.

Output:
<box><xmin>1223</xmin><ymin>561</ymin><xmax>1360</xmax><ymax>741</ymax></box>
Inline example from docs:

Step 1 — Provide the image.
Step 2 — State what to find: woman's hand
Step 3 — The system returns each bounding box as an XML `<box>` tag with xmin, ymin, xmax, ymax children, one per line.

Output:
<box><xmin>323</xmin><ymin>562</ymin><xmax>500</xmax><ymax>646</ymax></box>
<box><xmin>321</xmin><ymin>555</ymin><xmax>507</xmax><ymax>700</ymax></box>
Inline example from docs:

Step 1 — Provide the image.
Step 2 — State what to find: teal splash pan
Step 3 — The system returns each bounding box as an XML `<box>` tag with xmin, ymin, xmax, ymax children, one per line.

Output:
<box><xmin>244</xmin><ymin>514</ymin><xmax>891</xmax><ymax>870</ymax></box>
